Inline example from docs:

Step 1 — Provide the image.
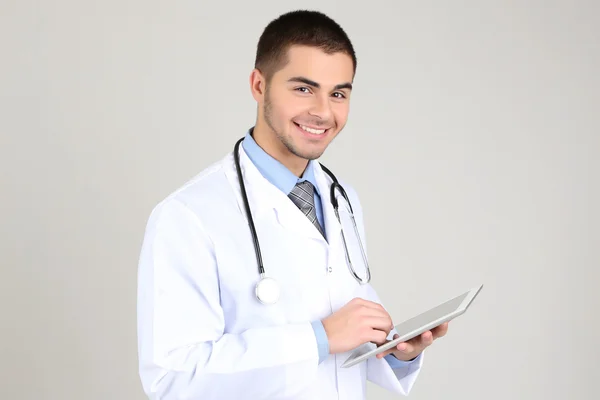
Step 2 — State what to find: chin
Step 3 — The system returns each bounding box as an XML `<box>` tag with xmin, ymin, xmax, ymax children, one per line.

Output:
<box><xmin>293</xmin><ymin>141</ymin><xmax>329</xmax><ymax>161</ymax></box>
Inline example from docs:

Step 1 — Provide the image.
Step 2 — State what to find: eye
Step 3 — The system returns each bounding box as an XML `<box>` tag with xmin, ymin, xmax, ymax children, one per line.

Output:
<box><xmin>332</xmin><ymin>92</ymin><xmax>346</xmax><ymax>99</ymax></box>
<box><xmin>295</xmin><ymin>87</ymin><xmax>312</xmax><ymax>94</ymax></box>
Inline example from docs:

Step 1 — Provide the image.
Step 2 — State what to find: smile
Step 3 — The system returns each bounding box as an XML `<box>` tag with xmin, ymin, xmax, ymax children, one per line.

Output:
<box><xmin>294</xmin><ymin>122</ymin><xmax>328</xmax><ymax>135</ymax></box>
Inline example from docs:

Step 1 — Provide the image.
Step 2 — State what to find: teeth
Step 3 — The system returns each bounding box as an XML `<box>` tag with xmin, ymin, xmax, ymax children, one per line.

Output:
<box><xmin>299</xmin><ymin>124</ymin><xmax>326</xmax><ymax>135</ymax></box>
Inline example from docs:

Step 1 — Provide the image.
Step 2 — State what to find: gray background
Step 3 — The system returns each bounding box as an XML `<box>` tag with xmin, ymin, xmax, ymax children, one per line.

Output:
<box><xmin>1</xmin><ymin>1</ymin><xmax>598</xmax><ymax>399</ymax></box>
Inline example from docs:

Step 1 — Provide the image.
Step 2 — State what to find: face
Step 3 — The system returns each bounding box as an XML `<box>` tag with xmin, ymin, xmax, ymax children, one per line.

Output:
<box><xmin>251</xmin><ymin>45</ymin><xmax>354</xmax><ymax>166</ymax></box>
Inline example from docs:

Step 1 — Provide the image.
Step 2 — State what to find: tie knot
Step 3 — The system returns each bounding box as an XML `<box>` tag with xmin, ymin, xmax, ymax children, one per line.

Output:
<box><xmin>288</xmin><ymin>180</ymin><xmax>325</xmax><ymax>237</ymax></box>
<box><xmin>294</xmin><ymin>180</ymin><xmax>314</xmax><ymax>195</ymax></box>
<box><xmin>288</xmin><ymin>180</ymin><xmax>316</xmax><ymax>213</ymax></box>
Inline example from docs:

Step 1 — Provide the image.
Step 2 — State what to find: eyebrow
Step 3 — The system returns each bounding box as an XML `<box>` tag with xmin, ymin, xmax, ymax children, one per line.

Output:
<box><xmin>287</xmin><ymin>76</ymin><xmax>353</xmax><ymax>91</ymax></box>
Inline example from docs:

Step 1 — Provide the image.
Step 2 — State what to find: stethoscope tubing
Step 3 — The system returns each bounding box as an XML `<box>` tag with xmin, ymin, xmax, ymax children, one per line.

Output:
<box><xmin>234</xmin><ymin>138</ymin><xmax>266</xmax><ymax>276</ymax></box>
<box><xmin>233</xmin><ymin>135</ymin><xmax>371</xmax><ymax>295</ymax></box>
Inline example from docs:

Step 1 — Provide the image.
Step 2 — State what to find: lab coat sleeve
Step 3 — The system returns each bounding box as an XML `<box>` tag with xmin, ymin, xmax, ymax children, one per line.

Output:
<box><xmin>342</xmin><ymin>182</ymin><xmax>425</xmax><ymax>396</ymax></box>
<box><xmin>137</xmin><ymin>198</ymin><xmax>320</xmax><ymax>400</ymax></box>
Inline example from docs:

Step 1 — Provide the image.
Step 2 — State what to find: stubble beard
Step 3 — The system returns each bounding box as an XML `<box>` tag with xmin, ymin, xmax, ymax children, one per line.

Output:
<box><xmin>263</xmin><ymin>88</ymin><xmax>324</xmax><ymax>161</ymax></box>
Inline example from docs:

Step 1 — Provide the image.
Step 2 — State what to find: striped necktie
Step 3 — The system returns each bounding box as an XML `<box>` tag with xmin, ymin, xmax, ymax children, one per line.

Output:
<box><xmin>288</xmin><ymin>180</ymin><xmax>325</xmax><ymax>237</ymax></box>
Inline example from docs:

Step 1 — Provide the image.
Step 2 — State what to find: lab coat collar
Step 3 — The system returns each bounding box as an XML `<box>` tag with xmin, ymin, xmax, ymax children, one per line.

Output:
<box><xmin>227</xmin><ymin>135</ymin><xmax>341</xmax><ymax>245</ymax></box>
<box><xmin>241</xmin><ymin>129</ymin><xmax>322</xmax><ymax>199</ymax></box>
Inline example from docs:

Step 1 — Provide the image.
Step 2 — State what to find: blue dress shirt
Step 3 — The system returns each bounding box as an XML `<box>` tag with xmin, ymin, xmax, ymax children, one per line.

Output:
<box><xmin>242</xmin><ymin>130</ymin><xmax>419</xmax><ymax>368</ymax></box>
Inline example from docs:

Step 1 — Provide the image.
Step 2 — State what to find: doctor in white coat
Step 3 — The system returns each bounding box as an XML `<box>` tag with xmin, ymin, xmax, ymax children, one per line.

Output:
<box><xmin>137</xmin><ymin>9</ymin><xmax>450</xmax><ymax>400</ymax></box>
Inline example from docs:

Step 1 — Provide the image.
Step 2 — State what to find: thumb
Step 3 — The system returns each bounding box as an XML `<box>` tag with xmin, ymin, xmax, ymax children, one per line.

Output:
<box><xmin>375</xmin><ymin>333</ymin><xmax>400</xmax><ymax>359</ymax></box>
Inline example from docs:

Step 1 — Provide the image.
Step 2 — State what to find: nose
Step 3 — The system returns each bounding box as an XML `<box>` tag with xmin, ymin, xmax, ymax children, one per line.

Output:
<box><xmin>308</xmin><ymin>94</ymin><xmax>333</xmax><ymax>122</ymax></box>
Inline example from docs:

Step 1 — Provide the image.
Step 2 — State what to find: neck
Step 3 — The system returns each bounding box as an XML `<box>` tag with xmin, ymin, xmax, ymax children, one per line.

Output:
<box><xmin>252</xmin><ymin>121</ymin><xmax>309</xmax><ymax>177</ymax></box>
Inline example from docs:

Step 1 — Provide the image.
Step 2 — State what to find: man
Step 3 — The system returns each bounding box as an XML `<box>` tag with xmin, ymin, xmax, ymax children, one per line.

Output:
<box><xmin>137</xmin><ymin>10</ymin><xmax>449</xmax><ymax>399</ymax></box>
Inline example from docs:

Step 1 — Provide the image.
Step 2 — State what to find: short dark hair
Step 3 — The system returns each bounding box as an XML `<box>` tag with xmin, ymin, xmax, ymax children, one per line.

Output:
<box><xmin>254</xmin><ymin>10</ymin><xmax>357</xmax><ymax>82</ymax></box>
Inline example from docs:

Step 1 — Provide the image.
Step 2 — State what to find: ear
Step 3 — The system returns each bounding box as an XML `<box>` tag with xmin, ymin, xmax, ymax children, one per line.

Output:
<box><xmin>249</xmin><ymin>68</ymin><xmax>266</xmax><ymax>102</ymax></box>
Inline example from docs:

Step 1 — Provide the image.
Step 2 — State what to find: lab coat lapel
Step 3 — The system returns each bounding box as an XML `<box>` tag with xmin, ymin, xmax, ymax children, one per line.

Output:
<box><xmin>224</xmin><ymin>146</ymin><xmax>283</xmax><ymax>222</ymax></box>
<box><xmin>231</xmin><ymin>146</ymin><xmax>326</xmax><ymax>242</ymax></box>
<box><xmin>273</xmin><ymin>204</ymin><xmax>326</xmax><ymax>242</ymax></box>
<box><xmin>313</xmin><ymin>161</ymin><xmax>342</xmax><ymax>248</ymax></box>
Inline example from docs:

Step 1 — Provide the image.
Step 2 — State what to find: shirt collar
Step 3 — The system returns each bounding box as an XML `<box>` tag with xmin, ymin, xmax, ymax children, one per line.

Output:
<box><xmin>241</xmin><ymin>128</ymin><xmax>321</xmax><ymax>197</ymax></box>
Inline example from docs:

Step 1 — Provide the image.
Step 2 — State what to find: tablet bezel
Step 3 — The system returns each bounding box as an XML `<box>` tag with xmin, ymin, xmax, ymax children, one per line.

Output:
<box><xmin>340</xmin><ymin>284</ymin><xmax>483</xmax><ymax>368</ymax></box>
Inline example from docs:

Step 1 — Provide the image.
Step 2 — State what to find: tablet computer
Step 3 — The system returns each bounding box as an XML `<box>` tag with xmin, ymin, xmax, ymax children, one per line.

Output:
<box><xmin>341</xmin><ymin>284</ymin><xmax>483</xmax><ymax>368</ymax></box>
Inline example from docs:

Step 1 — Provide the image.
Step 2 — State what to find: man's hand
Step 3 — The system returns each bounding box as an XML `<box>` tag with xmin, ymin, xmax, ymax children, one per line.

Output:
<box><xmin>322</xmin><ymin>298</ymin><xmax>394</xmax><ymax>354</ymax></box>
<box><xmin>375</xmin><ymin>322</ymin><xmax>450</xmax><ymax>361</ymax></box>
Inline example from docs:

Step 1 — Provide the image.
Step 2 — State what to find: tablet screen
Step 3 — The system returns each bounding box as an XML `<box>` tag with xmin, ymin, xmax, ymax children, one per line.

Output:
<box><xmin>393</xmin><ymin>291</ymin><xmax>469</xmax><ymax>337</ymax></box>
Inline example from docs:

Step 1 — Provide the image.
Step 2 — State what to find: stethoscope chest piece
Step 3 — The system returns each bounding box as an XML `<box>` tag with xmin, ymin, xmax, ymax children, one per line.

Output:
<box><xmin>255</xmin><ymin>276</ymin><xmax>280</xmax><ymax>305</ymax></box>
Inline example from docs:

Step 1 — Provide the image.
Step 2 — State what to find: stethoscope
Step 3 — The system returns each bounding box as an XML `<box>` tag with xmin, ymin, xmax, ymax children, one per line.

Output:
<box><xmin>233</xmin><ymin>137</ymin><xmax>371</xmax><ymax>305</ymax></box>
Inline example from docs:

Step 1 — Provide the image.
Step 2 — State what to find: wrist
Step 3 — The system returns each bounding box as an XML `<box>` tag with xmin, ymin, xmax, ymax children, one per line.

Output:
<box><xmin>311</xmin><ymin>320</ymin><xmax>330</xmax><ymax>363</ymax></box>
<box><xmin>321</xmin><ymin>319</ymin><xmax>333</xmax><ymax>353</ymax></box>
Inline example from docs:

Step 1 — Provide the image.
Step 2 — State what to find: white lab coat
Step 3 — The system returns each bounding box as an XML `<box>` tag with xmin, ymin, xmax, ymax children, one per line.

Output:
<box><xmin>137</xmin><ymin>145</ymin><xmax>424</xmax><ymax>399</ymax></box>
